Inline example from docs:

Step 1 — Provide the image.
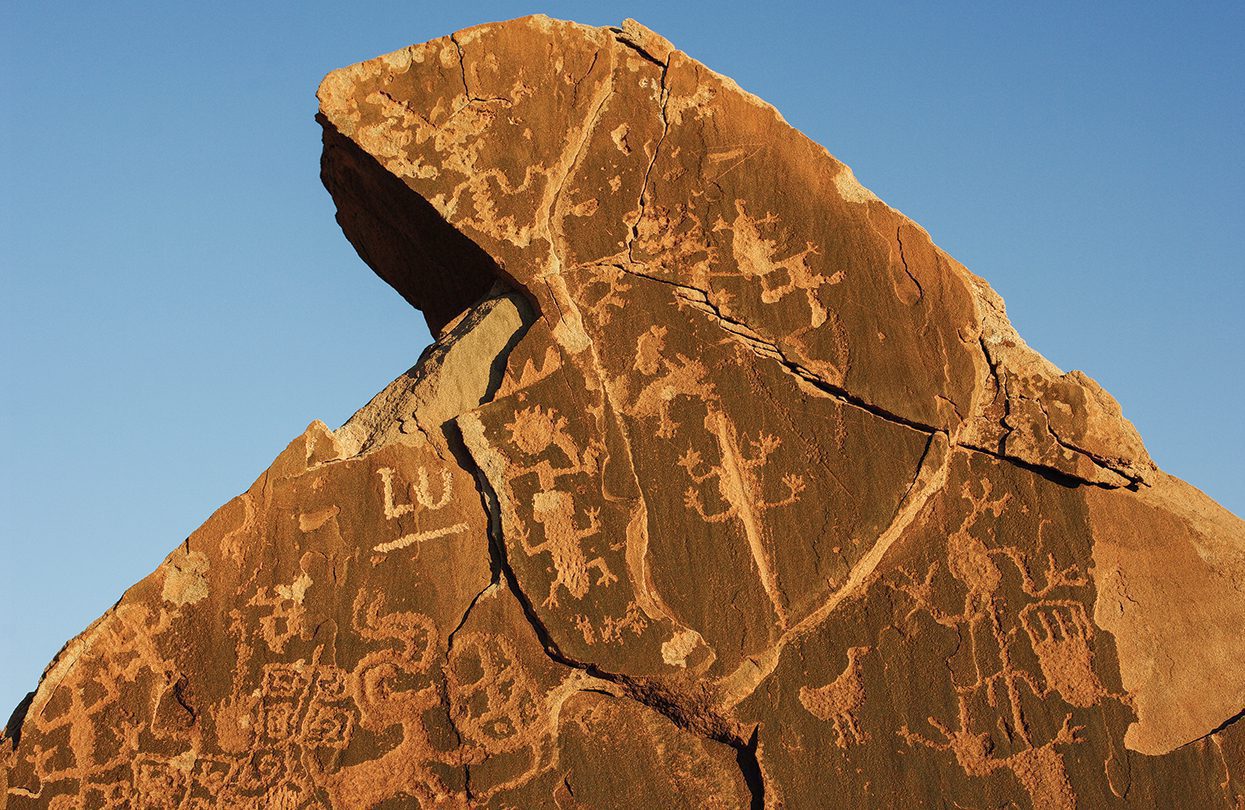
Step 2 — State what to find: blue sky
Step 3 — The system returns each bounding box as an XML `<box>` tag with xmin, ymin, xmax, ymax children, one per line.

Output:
<box><xmin>2</xmin><ymin>2</ymin><xmax>1241</xmax><ymax>716</ymax></box>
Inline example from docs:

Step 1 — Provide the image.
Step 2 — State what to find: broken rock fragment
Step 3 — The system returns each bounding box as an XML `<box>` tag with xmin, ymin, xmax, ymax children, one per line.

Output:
<box><xmin>4</xmin><ymin>15</ymin><xmax>1243</xmax><ymax>809</ymax></box>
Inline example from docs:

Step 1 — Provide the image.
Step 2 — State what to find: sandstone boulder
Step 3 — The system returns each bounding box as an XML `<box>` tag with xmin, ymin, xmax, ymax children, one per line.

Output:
<box><xmin>4</xmin><ymin>16</ymin><xmax>1242</xmax><ymax>809</ymax></box>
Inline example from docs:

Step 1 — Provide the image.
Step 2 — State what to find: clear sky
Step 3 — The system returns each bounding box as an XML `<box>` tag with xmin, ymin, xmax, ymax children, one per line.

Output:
<box><xmin>2</xmin><ymin>2</ymin><xmax>1241</xmax><ymax>717</ymax></box>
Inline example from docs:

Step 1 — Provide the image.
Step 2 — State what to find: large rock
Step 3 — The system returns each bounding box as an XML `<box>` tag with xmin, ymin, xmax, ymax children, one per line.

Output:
<box><xmin>4</xmin><ymin>15</ymin><xmax>1242</xmax><ymax>809</ymax></box>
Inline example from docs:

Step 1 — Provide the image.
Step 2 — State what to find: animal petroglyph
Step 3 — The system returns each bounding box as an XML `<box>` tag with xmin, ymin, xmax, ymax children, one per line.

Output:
<box><xmin>901</xmin><ymin>704</ymin><xmax>1083</xmax><ymax>810</ymax></box>
<box><xmin>889</xmin><ymin>475</ymin><xmax>1130</xmax><ymax>809</ymax></box>
<box><xmin>628</xmin><ymin>325</ymin><xmax>718</xmax><ymax>438</ymax></box>
<box><xmin>798</xmin><ymin>646</ymin><xmax>870</xmax><ymax>749</ymax></box>
<box><xmin>521</xmin><ymin>489</ymin><xmax>618</xmax><ymax>608</ymax></box>
<box><xmin>713</xmin><ymin>200</ymin><xmax>833</xmax><ymax>327</ymax></box>
<box><xmin>680</xmin><ymin>409</ymin><xmax>806</xmax><ymax>626</ymax></box>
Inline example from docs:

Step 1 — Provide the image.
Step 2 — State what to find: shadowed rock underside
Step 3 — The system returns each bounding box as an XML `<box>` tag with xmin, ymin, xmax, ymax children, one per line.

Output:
<box><xmin>4</xmin><ymin>16</ymin><xmax>1243</xmax><ymax>810</ymax></box>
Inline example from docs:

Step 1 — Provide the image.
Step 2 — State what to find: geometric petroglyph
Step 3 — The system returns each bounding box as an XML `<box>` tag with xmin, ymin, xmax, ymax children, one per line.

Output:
<box><xmin>447</xmin><ymin>632</ymin><xmax>545</xmax><ymax>756</ymax></box>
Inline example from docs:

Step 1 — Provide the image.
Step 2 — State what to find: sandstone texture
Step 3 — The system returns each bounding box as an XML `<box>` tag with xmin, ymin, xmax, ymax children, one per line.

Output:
<box><xmin>4</xmin><ymin>16</ymin><xmax>1244</xmax><ymax>809</ymax></box>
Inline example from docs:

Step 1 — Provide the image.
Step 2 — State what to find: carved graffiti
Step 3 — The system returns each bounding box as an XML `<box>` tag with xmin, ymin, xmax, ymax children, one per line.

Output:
<box><xmin>372</xmin><ymin>466</ymin><xmax>467</xmax><ymax>560</ymax></box>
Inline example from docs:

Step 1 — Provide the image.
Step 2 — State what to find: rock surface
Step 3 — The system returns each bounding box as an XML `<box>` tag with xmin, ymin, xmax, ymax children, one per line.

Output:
<box><xmin>4</xmin><ymin>15</ymin><xmax>1244</xmax><ymax>809</ymax></box>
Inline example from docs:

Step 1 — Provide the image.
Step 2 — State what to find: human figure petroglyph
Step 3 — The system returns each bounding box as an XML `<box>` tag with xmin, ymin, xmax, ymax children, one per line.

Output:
<box><xmin>798</xmin><ymin>646</ymin><xmax>870</xmax><ymax>749</ymax></box>
<box><xmin>900</xmin><ymin>705</ymin><xmax>1083</xmax><ymax>810</ymax></box>
<box><xmin>887</xmin><ymin>475</ymin><xmax>1130</xmax><ymax>809</ymax></box>
<box><xmin>520</xmin><ymin>489</ymin><xmax>618</xmax><ymax>608</ymax></box>
<box><xmin>503</xmin><ymin>405</ymin><xmax>600</xmax><ymax>491</ymax></box>
<box><xmin>574</xmin><ymin>601</ymin><xmax>649</xmax><ymax>646</ymax></box>
<box><xmin>679</xmin><ymin>409</ymin><xmax>806</xmax><ymax>626</ymax></box>
<box><xmin>248</xmin><ymin>569</ymin><xmax>313</xmax><ymax>654</ymax></box>
<box><xmin>713</xmin><ymin>200</ymin><xmax>832</xmax><ymax>327</ymax></box>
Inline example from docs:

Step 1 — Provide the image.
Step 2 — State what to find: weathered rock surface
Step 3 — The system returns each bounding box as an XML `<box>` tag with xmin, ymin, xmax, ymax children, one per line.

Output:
<box><xmin>4</xmin><ymin>15</ymin><xmax>1243</xmax><ymax>809</ymax></box>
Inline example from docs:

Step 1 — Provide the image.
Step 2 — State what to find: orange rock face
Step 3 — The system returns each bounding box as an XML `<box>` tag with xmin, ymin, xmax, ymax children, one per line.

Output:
<box><xmin>4</xmin><ymin>16</ymin><xmax>1243</xmax><ymax>809</ymax></box>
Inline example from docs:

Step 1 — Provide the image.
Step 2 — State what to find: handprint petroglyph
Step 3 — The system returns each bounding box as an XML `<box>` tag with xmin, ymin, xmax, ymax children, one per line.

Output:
<box><xmin>887</xmin><ymin>475</ymin><xmax>1130</xmax><ymax>809</ymax></box>
<box><xmin>1021</xmin><ymin>600</ymin><xmax>1120</xmax><ymax>709</ymax></box>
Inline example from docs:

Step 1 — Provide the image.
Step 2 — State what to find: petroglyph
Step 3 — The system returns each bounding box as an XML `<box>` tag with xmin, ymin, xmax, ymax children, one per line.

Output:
<box><xmin>522</xmin><ymin>490</ymin><xmax>617</xmax><ymax>608</ymax></box>
<box><xmin>798</xmin><ymin>646</ymin><xmax>870</xmax><ymax>749</ymax></box>
<box><xmin>627</xmin><ymin>325</ymin><xmax>718</xmax><ymax>438</ymax></box>
<box><xmin>502</xmin><ymin>405</ymin><xmax>600</xmax><ymax>490</ymax></box>
<box><xmin>714</xmin><ymin>200</ymin><xmax>831</xmax><ymax>327</ymax></box>
<box><xmin>447</xmin><ymin>632</ymin><xmax>545</xmax><ymax>755</ymax></box>
<box><xmin>680</xmin><ymin>409</ymin><xmax>805</xmax><ymax>626</ymax></box>
<box><xmin>574</xmin><ymin>601</ymin><xmax>649</xmax><ymax>646</ymax></box>
<box><xmin>886</xmin><ymin>471</ymin><xmax>1134</xmax><ymax>809</ymax></box>
<box><xmin>1021</xmin><ymin>600</ymin><xmax>1119</xmax><ymax>709</ymax></box>
<box><xmin>372</xmin><ymin>465</ymin><xmax>468</xmax><ymax>559</ymax></box>
<box><xmin>901</xmin><ymin>703</ymin><xmax>1083</xmax><ymax>810</ymax></box>
<box><xmin>325</xmin><ymin>590</ymin><xmax>451</xmax><ymax>807</ymax></box>
<box><xmin>372</xmin><ymin>521</ymin><xmax>469</xmax><ymax>554</ymax></box>
<box><xmin>8</xmin><ymin>15</ymin><xmax>1245</xmax><ymax>809</ymax></box>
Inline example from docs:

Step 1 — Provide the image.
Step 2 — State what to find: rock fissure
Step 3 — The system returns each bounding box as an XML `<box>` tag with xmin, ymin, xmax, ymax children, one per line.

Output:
<box><xmin>626</xmin><ymin>54</ymin><xmax>670</xmax><ymax>264</ymax></box>
<box><xmin>895</xmin><ymin>226</ymin><xmax>924</xmax><ymax>301</ymax></box>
